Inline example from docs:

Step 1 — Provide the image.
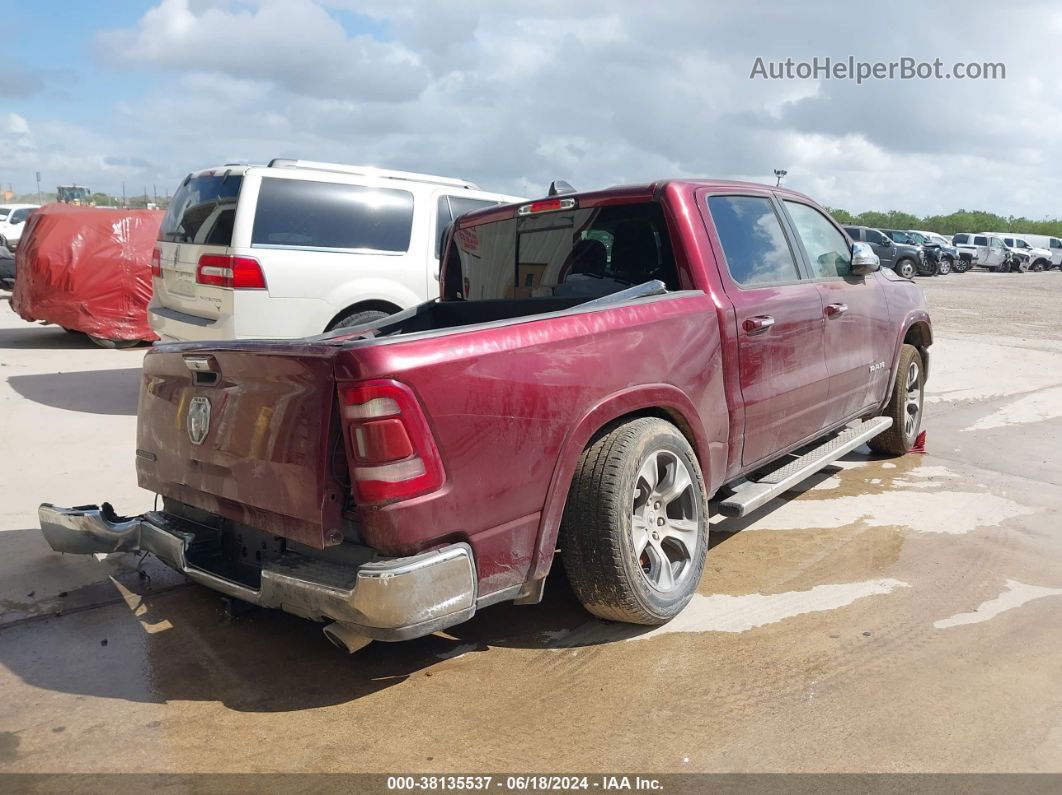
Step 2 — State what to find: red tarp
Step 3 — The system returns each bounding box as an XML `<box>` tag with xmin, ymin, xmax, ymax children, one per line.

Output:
<box><xmin>12</xmin><ymin>204</ymin><xmax>162</xmax><ymax>342</ymax></box>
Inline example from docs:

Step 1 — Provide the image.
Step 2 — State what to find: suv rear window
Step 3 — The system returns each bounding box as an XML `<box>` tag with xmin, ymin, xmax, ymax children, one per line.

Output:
<box><xmin>160</xmin><ymin>173</ymin><xmax>243</xmax><ymax>245</ymax></box>
<box><xmin>252</xmin><ymin>178</ymin><xmax>413</xmax><ymax>252</ymax></box>
<box><xmin>444</xmin><ymin>201</ymin><xmax>679</xmax><ymax>300</ymax></box>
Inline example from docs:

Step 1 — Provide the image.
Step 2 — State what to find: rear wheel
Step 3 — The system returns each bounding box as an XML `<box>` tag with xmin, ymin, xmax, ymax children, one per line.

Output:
<box><xmin>561</xmin><ymin>417</ymin><xmax>709</xmax><ymax>625</ymax></box>
<box><xmin>329</xmin><ymin>308</ymin><xmax>390</xmax><ymax>331</ymax></box>
<box><xmin>869</xmin><ymin>344</ymin><xmax>925</xmax><ymax>456</ymax></box>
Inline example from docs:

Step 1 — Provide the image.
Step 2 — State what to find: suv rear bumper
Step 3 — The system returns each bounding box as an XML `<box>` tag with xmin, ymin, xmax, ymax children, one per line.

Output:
<box><xmin>38</xmin><ymin>503</ymin><xmax>477</xmax><ymax>641</ymax></box>
<box><xmin>148</xmin><ymin>304</ymin><xmax>238</xmax><ymax>344</ymax></box>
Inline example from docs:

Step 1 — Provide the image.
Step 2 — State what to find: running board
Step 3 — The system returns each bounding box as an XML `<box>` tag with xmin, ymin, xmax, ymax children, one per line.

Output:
<box><xmin>718</xmin><ymin>417</ymin><xmax>893</xmax><ymax>518</ymax></box>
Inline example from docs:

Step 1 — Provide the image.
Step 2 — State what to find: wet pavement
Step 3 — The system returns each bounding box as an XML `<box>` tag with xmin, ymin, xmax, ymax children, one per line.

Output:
<box><xmin>1</xmin><ymin>272</ymin><xmax>1061</xmax><ymax>773</ymax></box>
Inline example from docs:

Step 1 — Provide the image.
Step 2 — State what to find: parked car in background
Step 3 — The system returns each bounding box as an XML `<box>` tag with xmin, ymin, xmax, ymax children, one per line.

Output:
<box><xmin>907</xmin><ymin>230</ymin><xmax>962</xmax><ymax>274</ymax></box>
<box><xmin>952</xmin><ymin>233</ymin><xmax>1020</xmax><ymax>272</ymax></box>
<box><xmin>0</xmin><ymin>245</ymin><xmax>14</xmax><ymax>288</ymax></box>
<box><xmin>845</xmin><ymin>225</ymin><xmax>930</xmax><ymax>278</ymax></box>
<box><xmin>1014</xmin><ymin>233</ymin><xmax>1062</xmax><ymax>269</ymax></box>
<box><xmin>0</xmin><ymin>204</ymin><xmax>40</xmax><ymax>250</ymax></box>
<box><xmin>149</xmin><ymin>160</ymin><xmax>524</xmax><ymax>342</ymax></box>
<box><xmin>990</xmin><ymin>234</ymin><xmax>1052</xmax><ymax>271</ymax></box>
<box><xmin>39</xmin><ymin>178</ymin><xmax>932</xmax><ymax>652</ymax></box>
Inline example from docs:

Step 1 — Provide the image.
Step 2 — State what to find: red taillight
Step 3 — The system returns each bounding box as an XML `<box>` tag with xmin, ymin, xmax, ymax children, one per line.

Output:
<box><xmin>195</xmin><ymin>255</ymin><xmax>266</xmax><ymax>289</ymax></box>
<box><xmin>339</xmin><ymin>379</ymin><xmax>444</xmax><ymax>505</ymax></box>
<box><xmin>150</xmin><ymin>247</ymin><xmax>162</xmax><ymax>278</ymax></box>
<box><xmin>517</xmin><ymin>197</ymin><xmax>576</xmax><ymax>216</ymax></box>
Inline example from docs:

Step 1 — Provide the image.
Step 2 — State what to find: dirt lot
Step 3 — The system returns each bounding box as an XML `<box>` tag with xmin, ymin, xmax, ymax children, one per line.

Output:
<box><xmin>1</xmin><ymin>271</ymin><xmax>1061</xmax><ymax>774</ymax></box>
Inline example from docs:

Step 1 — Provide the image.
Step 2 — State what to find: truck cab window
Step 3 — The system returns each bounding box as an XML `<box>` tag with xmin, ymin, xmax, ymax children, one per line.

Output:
<box><xmin>783</xmin><ymin>201</ymin><xmax>852</xmax><ymax>279</ymax></box>
<box><xmin>707</xmin><ymin>195</ymin><xmax>800</xmax><ymax>287</ymax></box>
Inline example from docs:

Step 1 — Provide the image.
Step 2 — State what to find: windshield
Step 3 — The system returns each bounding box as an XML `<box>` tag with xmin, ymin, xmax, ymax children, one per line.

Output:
<box><xmin>443</xmin><ymin>201</ymin><xmax>680</xmax><ymax>301</ymax></box>
<box><xmin>907</xmin><ymin>232</ymin><xmax>927</xmax><ymax>244</ymax></box>
<box><xmin>160</xmin><ymin>173</ymin><xmax>243</xmax><ymax>245</ymax></box>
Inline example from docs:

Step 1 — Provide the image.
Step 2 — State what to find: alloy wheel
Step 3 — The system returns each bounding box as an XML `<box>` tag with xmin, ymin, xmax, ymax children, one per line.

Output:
<box><xmin>904</xmin><ymin>359</ymin><xmax>922</xmax><ymax>440</ymax></box>
<box><xmin>630</xmin><ymin>450</ymin><xmax>700</xmax><ymax>594</ymax></box>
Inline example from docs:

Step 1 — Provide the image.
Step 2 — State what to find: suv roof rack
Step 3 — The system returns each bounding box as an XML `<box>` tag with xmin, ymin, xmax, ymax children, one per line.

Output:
<box><xmin>266</xmin><ymin>159</ymin><xmax>480</xmax><ymax>190</ymax></box>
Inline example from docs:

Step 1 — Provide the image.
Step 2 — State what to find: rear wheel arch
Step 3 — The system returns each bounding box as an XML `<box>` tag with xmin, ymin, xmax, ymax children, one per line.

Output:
<box><xmin>529</xmin><ymin>389</ymin><xmax>714</xmax><ymax>584</ymax></box>
<box><xmin>325</xmin><ymin>300</ymin><xmax>403</xmax><ymax>331</ymax></box>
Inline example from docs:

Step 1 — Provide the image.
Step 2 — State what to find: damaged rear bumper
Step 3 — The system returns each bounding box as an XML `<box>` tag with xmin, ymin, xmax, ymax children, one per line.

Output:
<box><xmin>38</xmin><ymin>503</ymin><xmax>477</xmax><ymax>641</ymax></box>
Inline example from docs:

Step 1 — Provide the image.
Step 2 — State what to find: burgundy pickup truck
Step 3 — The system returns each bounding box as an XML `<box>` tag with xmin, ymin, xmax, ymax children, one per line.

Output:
<box><xmin>40</xmin><ymin>179</ymin><xmax>931</xmax><ymax>652</ymax></box>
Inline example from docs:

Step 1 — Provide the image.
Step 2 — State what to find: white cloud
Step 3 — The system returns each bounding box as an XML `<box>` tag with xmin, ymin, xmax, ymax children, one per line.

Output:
<box><xmin>5</xmin><ymin>0</ymin><xmax>1062</xmax><ymax>216</ymax></box>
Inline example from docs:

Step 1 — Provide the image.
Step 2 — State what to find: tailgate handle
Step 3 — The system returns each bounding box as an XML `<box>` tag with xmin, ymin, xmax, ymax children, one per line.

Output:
<box><xmin>184</xmin><ymin>355</ymin><xmax>220</xmax><ymax>386</ymax></box>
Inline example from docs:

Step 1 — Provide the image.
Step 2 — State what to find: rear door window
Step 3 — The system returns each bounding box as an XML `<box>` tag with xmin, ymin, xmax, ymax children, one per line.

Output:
<box><xmin>783</xmin><ymin>201</ymin><xmax>852</xmax><ymax>279</ymax></box>
<box><xmin>252</xmin><ymin>178</ymin><xmax>414</xmax><ymax>252</ymax></box>
<box><xmin>707</xmin><ymin>195</ymin><xmax>801</xmax><ymax>287</ymax></box>
<box><xmin>160</xmin><ymin>173</ymin><xmax>243</xmax><ymax>245</ymax></box>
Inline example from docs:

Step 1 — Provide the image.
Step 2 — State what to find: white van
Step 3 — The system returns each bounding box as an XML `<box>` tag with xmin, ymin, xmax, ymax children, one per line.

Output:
<box><xmin>987</xmin><ymin>233</ymin><xmax>1054</xmax><ymax>271</ymax></box>
<box><xmin>149</xmin><ymin>160</ymin><xmax>523</xmax><ymax>342</ymax></box>
<box><xmin>1008</xmin><ymin>233</ymin><xmax>1062</xmax><ymax>269</ymax></box>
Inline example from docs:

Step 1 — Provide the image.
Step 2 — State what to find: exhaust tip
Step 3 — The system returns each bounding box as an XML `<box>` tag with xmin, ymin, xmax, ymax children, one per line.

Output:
<box><xmin>323</xmin><ymin>622</ymin><xmax>373</xmax><ymax>654</ymax></box>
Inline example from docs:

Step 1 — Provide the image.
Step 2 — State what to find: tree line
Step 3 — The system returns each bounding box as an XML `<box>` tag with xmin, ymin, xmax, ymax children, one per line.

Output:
<box><xmin>827</xmin><ymin>208</ymin><xmax>1062</xmax><ymax>238</ymax></box>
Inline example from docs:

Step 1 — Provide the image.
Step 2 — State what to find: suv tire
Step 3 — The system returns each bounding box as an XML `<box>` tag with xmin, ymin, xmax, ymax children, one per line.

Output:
<box><xmin>561</xmin><ymin>417</ymin><xmax>709</xmax><ymax>625</ymax></box>
<box><xmin>896</xmin><ymin>258</ymin><xmax>916</xmax><ymax>279</ymax></box>
<box><xmin>330</xmin><ymin>309</ymin><xmax>390</xmax><ymax>331</ymax></box>
<box><xmin>869</xmin><ymin>344</ymin><xmax>925</xmax><ymax>456</ymax></box>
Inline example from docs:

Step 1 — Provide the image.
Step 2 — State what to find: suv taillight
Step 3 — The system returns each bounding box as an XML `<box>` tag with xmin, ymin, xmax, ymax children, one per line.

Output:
<box><xmin>338</xmin><ymin>379</ymin><xmax>445</xmax><ymax>505</ymax></box>
<box><xmin>150</xmin><ymin>247</ymin><xmax>162</xmax><ymax>278</ymax></box>
<box><xmin>195</xmin><ymin>254</ymin><xmax>267</xmax><ymax>289</ymax></box>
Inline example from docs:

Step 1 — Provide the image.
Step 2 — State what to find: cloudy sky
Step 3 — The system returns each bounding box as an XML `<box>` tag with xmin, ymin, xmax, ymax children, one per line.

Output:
<box><xmin>2</xmin><ymin>0</ymin><xmax>1060</xmax><ymax>215</ymax></box>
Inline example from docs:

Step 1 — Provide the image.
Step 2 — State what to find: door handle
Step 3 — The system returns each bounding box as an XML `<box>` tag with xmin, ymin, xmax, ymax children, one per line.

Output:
<box><xmin>825</xmin><ymin>303</ymin><xmax>848</xmax><ymax>318</ymax></box>
<box><xmin>743</xmin><ymin>315</ymin><xmax>775</xmax><ymax>334</ymax></box>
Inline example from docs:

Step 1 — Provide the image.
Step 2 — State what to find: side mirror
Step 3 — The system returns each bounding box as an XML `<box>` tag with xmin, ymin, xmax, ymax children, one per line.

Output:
<box><xmin>851</xmin><ymin>241</ymin><xmax>880</xmax><ymax>275</ymax></box>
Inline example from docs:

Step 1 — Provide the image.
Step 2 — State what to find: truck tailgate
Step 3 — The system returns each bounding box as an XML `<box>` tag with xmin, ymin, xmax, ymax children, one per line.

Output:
<box><xmin>135</xmin><ymin>342</ymin><xmax>346</xmax><ymax>549</ymax></box>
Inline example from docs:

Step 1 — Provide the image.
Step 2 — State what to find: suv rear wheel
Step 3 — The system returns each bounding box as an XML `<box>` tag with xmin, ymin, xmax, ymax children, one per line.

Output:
<box><xmin>329</xmin><ymin>308</ymin><xmax>391</xmax><ymax>331</ymax></box>
<box><xmin>561</xmin><ymin>417</ymin><xmax>709</xmax><ymax>625</ymax></box>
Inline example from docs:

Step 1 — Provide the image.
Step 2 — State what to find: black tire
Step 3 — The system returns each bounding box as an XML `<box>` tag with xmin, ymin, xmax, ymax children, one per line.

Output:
<box><xmin>868</xmin><ymin>344</ymin><xmax>925</xmax><ymax>456</ymax></box>
<box><xmin>329</xmin><ymin>309</ymin><xmax>390</xmax><ymax>331</ymax></box>
<box><xmin>62</xmin><ymin>327</ymin><xmax>83</xmax><ymax>335</ymax></box>
<box><xmin>954</xmin><ymin>258</ymin><xmax>969</xmax><ymax>273</ymax></box>
<box><xmin>560</xmin><ymin>417</ymin><xmax>709</xmax><ymax>625</ymax></box>
<box><xmin>88</xmin><ymin>336</ymin><xmax>141</xmax><ymax>349</ymax></box>
<box><xmin>998</xmin><ymin>260</ymin><xmax>1010</xmax><ymax>273</ymax></box>
<box><xmin>1031</xmin><ymin>260</ymin><xmax>1046</xmax><ymax>272</ymax></box>
<box><xmin>895</xmin><ymin>258</ymin><xmax>916</xmax><ymax>279</ymax></box>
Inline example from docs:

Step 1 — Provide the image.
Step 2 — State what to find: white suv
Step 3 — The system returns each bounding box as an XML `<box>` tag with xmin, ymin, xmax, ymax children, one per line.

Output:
<box><xmin>149</xmin><ymin>160</ymin><xmax>523</xmax><ymax>342</ymax></box>
<box><xmin>0</xmin><ymin>204</ymin><xmax>40</xmax><ymax>250</ymax></box>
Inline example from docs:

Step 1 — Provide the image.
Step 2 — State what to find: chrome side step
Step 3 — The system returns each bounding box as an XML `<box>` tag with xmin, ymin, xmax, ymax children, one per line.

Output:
<box><xmin>719</xmin><ymin>417</ymin><xmax>893</xmax><ymax>518</ymax></box>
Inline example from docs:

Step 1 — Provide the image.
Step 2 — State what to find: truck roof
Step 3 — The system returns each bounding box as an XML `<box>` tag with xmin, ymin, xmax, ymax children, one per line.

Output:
<box><xmin>457</xmin><ymin>178</ymin><xmax>820</xmax><ymax>227</ymax></box>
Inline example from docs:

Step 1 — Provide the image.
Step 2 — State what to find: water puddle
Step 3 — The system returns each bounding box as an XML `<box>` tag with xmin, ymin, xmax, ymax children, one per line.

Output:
<box><xmin>934</xmin><ymin>579</ymin><xmax>1062</xmax><ymax>629</ymax></box>
<box><xmin>626</xmin><ymin>578</ymin><xmax>909</xmax><ymax>639</ymax></box>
